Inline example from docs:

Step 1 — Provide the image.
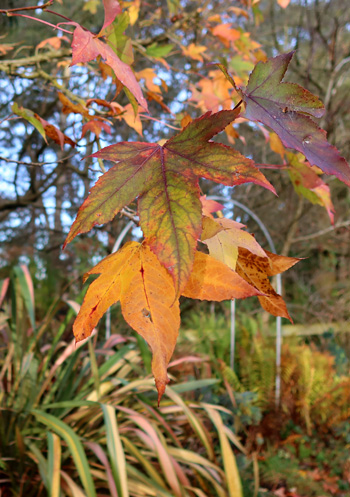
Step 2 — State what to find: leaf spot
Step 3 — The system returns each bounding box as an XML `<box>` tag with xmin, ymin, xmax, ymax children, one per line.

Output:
<box><xmin>302</xmin><ymin>135</ymin><xmax>312</xmax><ymax>145</ymax></box>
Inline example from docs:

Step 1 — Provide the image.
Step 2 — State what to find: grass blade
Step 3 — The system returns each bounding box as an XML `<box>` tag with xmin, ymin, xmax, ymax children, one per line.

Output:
<box><xmin>32</xmin><ymin>409</ymin><xmax>97</xmax><ymax>497</ymax></box>
<box><xmin>48</xmin><ymin>432</ymin><xmax>61</xmax><ymax>497</ymax></box>
<box><xmin>205</xmin><ymin>407</ymin><xmax>243</xmax><ymax>497</ymax></box>
<box><xmin>102</xmin><ymin>404</ymin><xmax>129</xmax><ymax>497</ymax></box>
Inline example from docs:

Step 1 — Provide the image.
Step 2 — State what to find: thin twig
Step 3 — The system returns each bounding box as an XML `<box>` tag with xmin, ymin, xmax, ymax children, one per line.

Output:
<box><xmin>292</xmin><ymin>220</ymin><xmax>350</xmax><ymax>243</ymax></box>
<box><xmin>8</xmin><ymin>14</ymin><xmax>73</xmax><ymax>34</ymax></box>
<box><xmin>0</xmin><ymin>1</ymin><xmax>53</xmax><ymax>14</ymax></box>
<box><xmin>0</xmin><ymin>154</ymin><xmax>77</xmax><ymax>167</ymax></box>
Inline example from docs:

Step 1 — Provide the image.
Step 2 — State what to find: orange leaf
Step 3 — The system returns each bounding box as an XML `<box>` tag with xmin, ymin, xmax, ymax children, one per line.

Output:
<box><xmin>264</xmin><ymin>249</ymin><xmax>301</xmax><ymax>276</ymax></box>
<box><xmin>236</xmin><ymin>248</ymin><xmax>300</xmax><ymax>320</ymax></box>
<box><xmin>182</xmin><ymin>43</ymin><xmax>207</xmax><ymax>62</ymax></box>
<box><xmin>111</xmin><ymin>102</ymin><xmax>143</xmax><ymax>135</ymax></box>
<box><xmin>74</xmin><ymin>241</ymin><xmax>139</xmax><ymax>341</ymax></box>
<box><xmin>182</xmin><ymin>251</ymin><xmax>262</xmax><ymax>301</ymax></box>
<box><xmin>120</xmin><ymin>244</ymin><xmax>180</xmax><ymax>403</ymax></box>
<box><xmin>81</xmin><ymin>120</ymin><xmax>111</xmax><ymax>138</ymax></box>
<box><xmin>34</xmin><ymin>114</ymin><xmax>76</xmax><ymax>149</ymax></box>
<box><xmin>37</xmin><ymin>36</ymin><xmax>69</xmax><ymax>50</ymax></box>
<box><xmin>277</xmin><ymin>0</ymin><xmax>291</xmax><ymax>7</ymax></box>
<box><xmin>200</xmin><ymin>195</ymin><xmax>224</xmax><ymax>217</ymax></box>
<box><xmin>212</xmin><ymin>24</ymin><xmax>241</xmax><ymax>47</ymax></box>
<box><xmin>58</xmin><ymin>92</ymin><xmax>91</xmax><ymax>119</ymax></box>
<box><xmin>74</xmin><ymin>242</ymin><xmax>180</xmax><ymax>402</ymax></box>
<box><xmin>137</xmin><ymin>68</ymin><xmax>161</xmax><ymax>94</ymax></box>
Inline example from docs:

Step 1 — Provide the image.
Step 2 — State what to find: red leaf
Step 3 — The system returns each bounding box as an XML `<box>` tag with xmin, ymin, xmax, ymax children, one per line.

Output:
<box><xmin>242</xmin><ymin>52</ymin><xmax>350</xmax><ymax>186</ymax></box>
<box><xmin>70</xmin><ymin>25</ymin><xmax>148</xmax><ymax>111</ymax></box>
<box><xmin>100</xmin><ymin>0</ymin><xmax>121</xmax><ymax>33</ymax></box>
<box><xmin>81</xmin><ymin>120</ymin><xmax>112</xmax><ymax>138</ymax></box>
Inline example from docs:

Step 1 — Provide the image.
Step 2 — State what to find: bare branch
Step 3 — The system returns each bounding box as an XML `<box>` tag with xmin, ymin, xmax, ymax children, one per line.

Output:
<box><xmin>0</xmin><ymin>1</ymin><xmax>53</xmax><ymax>14</ymax></box>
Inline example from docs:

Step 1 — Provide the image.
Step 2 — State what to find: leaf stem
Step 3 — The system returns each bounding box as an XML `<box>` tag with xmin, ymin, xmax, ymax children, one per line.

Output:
<box><xmin>45</xmin><ymin>9</ymin><xmax>74</xmax><ymax>23</ymax></box>
<box><xmin>95</xmin><ymin>138</ymin><xmax>106</xmax><ymax>173</ymax></box>
<box><xmin>8</xmin><ymin>14</ymin><xmax>73</xmax><ymax>34</ymax></box>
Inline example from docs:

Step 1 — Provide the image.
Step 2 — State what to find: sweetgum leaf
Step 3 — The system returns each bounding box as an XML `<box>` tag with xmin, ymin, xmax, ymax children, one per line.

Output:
<box><xmin>236</xmin><ymin>248</ymin><xmax>300</xmax><ymax>320</ymax></box>
<box><xmin>74</xmin><ymin>241</ymin><xmax>180</xmax><ymax>402</ymax></box>
<box><xmin>64</xmin><ymin>110</ymin><xmax>274</xmax><ymax>295</ymax></box>
<box><xmin>242</xmin><ymin>52</ymin><xmax>350</xmax><ymax>186</ymax></box>
<box><xmin>70</xmin><ymin>25</ymin><xmax>147</xmax><ymax>111</ymax></box>
<box><xmin>202</xmin><ymin>217</ymin><xmax>267</xmax><ymax>271</ymax></box>
<box><xmin>100</xmin><ymin>0</ymin><xmax>121</xmax><ymax>33</ymax></box>
<box><xmin>182</xmin><ymin>251</ymin><xmax>263</xmax><ymax>301</ymax></box>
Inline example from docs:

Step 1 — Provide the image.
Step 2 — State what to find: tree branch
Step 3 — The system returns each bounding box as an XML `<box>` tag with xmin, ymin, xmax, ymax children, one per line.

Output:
<box><xmin>0</xmin><ymin>1</ymin><xmax>53</xmax><ymax>14</ymax></box>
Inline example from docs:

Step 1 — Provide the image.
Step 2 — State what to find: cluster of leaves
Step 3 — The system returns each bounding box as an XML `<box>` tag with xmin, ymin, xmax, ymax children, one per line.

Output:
<box><xmin>5</xmin><ymin>0</ymin><xmax>350</xmax><ymax>400</ymax></box>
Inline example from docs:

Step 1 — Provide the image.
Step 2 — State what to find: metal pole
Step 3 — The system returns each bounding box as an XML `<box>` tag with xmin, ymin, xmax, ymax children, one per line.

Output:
<box><xmin>207</xmin><ymin>196</ymin><xmax>282</xmax><ymax>406</ymax></box>
<box><xmin>230</xmin><ymin>299</ymin><xmax>236</xmax><ymax>371</ymax></box>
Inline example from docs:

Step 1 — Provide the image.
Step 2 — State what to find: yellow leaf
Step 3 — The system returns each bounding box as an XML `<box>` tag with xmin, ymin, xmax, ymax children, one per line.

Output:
<box><xmin>202</xmin><ymin>217</ymin><xmax>268</xmax><ymax>261</ymax></box>
<box><xmin>269</xmin><ymin>131</ymin><xmax>285</xmax><ymax>158</ymax></box>
<box><xmin>128</xmin><ymin>0</ymin><xmax>141</xmax><ymax>25</ymax></box>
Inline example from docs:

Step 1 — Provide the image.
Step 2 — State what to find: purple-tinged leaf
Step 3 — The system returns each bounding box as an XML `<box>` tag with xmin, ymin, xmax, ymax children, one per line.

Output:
<box><xmin>242</xmin><ymin>52</ymin><xmax>350</xmax><ymax>187</ymax></box>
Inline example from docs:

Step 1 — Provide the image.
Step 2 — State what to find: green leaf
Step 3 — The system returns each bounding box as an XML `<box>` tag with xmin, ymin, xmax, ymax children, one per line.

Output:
<box><xmin>64</xmin><ymin>110</ymin><xmax>274</xmax><ymax>295</ymax></box>
<box><xmin>32</xmin><ymin>410</ymin><xmax>97</xmax><ymax>497</ymax></box>
<box><xmin>12</xmin><ymin>103</ymin><xmax>46</xmax><ymax>141</ymax></box>
<box><xmin>146</xmin><ymin>43</ymin><xmax>174</xmax><ymax>58</ymax></box>
<box><xmin>102</xmin><ymin>404</ymin><xmax>129</xmax><ymax>497</ymax></box>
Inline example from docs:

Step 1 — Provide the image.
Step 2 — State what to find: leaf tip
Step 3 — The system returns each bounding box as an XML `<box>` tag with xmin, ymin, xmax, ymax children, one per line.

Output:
<box><xmin>155</xmin><ymin>377</ymin><xmax>169</xmax><ymax>406</ymax></box>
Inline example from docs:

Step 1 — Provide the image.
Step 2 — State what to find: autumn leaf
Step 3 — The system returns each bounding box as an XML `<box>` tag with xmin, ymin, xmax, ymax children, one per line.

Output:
<box><xmin>74</xmin><ymin>241</ymin><xmax>180</xmax><ymax>402</ymax></box>
<box><xmin>37</xmin><ymin>36</ymin><xmax>69</xmax><ymax>50</ymax></box>
<box><xmin>81</xmin><ymin>120</ymin><xmax>112</xmax><ymax>139</ymax></box>
<box><xmin>182</xmin><ymin>251</ymin><xmax>263</xmax><ymax>301</ymax></box>
<box><xmin>202</xmin><ymin>217</ymin><xmax>267</xmax><ymax>270</ymax></box>
<box><xmin>277</xmin><ymin>0</ymin><xmax>291</xmax><ymax>7</ymax></box>
<box><xmin>11</xmin><ymin>103</ymin><xmax>46</xmax><ymax>141</ymax></box>
<box><xmin>287</xmin><ymin>152</ymin><xmax>335</xmax><ymax>223</ymax></box>
<box><xmin>58</xmin><ymin>92</ymin><xmax>91</xmax><ymax>119</ymax></box>
<box><xmin>200</xmin><ymin>195</ymin><xmax>224</xmax><ymax>217</ymax></box>
<box><xmin>110</xmin><ymin>102</ymin><xmax>143</xmax><ymax>135</ymax></box>
<box><xmin>69</xmin><ymin>24</ymin><xmax>147</xmax><ymax>111</ymax></box>
<box><xmin>100</xmin><ymin>0</ymin><xmax>122</xmax><ymax>34</ymax></box>
<box><xmin>236</xmin><ymin>248</ymin><xmax>300</xmax><ymax>320</ymax></box>
<box><xmin>137</xmin><ymin>68</ymin><xmax>161</xmax><ymax>94</ymax></box>
<box><xmin>211</xmin><ymin>24</ymin><xmax>241</xmax><ymax>47</ymax></box>
<box><xmin>241</xmin><ymin>52</ymin><xmax>350</xmax><ymax>186</ymax></box>
<box><xmin>182</xmin><ymin>43</ymin><xmax>207</xmax><ymax>62</ymax></box>
<box><xmin>120</xmin><ymin>244</ymin><xmax>180</xmax><ymax>403</ymax></box>
<box><xmin>34</xmin><ymin>114</ymin><xmax>76</xmax><ymax>149</ymax></box>
<box><xmin>64</xmin><ymin>110</ymin><xmax>274</xmax><ymax>295</ymax></box>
